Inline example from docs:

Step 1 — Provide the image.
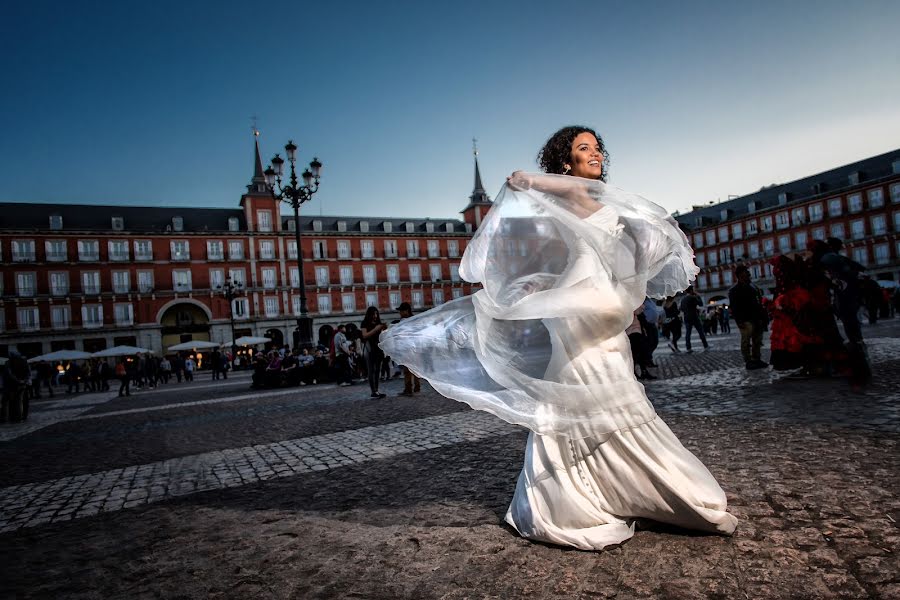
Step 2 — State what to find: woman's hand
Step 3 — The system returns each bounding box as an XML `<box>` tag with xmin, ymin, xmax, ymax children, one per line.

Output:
<box><xmin>506</xmin><ymin>171</ymin><xmax>533</xmax><ymax>190</ymax></box>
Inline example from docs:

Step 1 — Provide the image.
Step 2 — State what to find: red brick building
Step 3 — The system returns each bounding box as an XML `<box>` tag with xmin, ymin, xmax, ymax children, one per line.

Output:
<box><xmin>674</xmin><ymin>149</ymin><xmax>900</xmax><ymax>299</ymax></box>
<box><xmin>0</xmin><ymin>139</ymin><xmax>490</xmax><ymax>357</ymax></box>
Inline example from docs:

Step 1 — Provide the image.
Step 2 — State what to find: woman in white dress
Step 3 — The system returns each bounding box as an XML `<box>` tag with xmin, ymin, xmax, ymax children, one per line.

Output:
<box><xmin>379</xmin><ymin>126</ymin><xmax>737</xmax><ymax>550</ymax></box>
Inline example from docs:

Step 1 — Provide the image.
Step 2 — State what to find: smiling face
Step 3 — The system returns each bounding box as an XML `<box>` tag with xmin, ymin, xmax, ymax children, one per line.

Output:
<box><xmin>567</xmin><ymin>132</ymin><xmax>604</xmax><ymax>179</ymax></box>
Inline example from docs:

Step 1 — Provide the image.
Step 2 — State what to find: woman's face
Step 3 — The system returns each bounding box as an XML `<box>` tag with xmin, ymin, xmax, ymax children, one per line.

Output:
<box><xmin>568</xmin><ymin>132</ymin><xmax>603</xmax><ymax>179</ymax></box>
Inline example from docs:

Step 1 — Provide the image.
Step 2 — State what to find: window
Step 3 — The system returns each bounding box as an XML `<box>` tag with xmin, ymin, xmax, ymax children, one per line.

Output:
<box><xmin>830</xmin><ymin>223</ymin><xmax>845</xmax><ymax>239</ymax></box>
<box><xmin>317</xmin><ymin>294</ymin><xmax>332</xmax><ymax>314</ymax></box>
<box><xmin>850</xmin><ymin>219</ymin><xmax>865</xmax><ymax>240</ymax></box>
<box><xmin>363</xmin><ymin>265</ymin><xmax>376</xmax><ymax>285</ymax></box>
<box><xmin>172</xmin><ymin>216</ymin><xmax>184</xmax><ymax>231</ymax></box>
<box><xmin>871</xmin><ymin>215</ymin><xmax>886</xmax><ymax>235</ymax></box>
<box><xmin>452</xmin><ymin>288</ymin><xmax>463</xmax><ymax>299</ymax></box>
<box><xmin>748</xmin><ymin>241</ymin><xmax>760</xmax><ymax>258</ymax></box>
<box><xmin>710</xmin><ymin>272</ymin><xmax>721</xmax><ymax>288</ymax></box>
<box><xmin>289</xmin><ymin>267</ymin><xmax>300</xmax><ymax>288</ymax></box>
<box><xmin>77</xmin><ymin>240</ymin><xmax>99</xmax><ymax>261</ymax></box>
<box><xmin>828</xmin><ymin>198</ymin><xmax>842</xmax><ymax>217</ymax></box>
<box><xmin>387</xmin><ymin>264</ymin><xmax>400</xmax><ymax>284</ymax></box>
<box><xmin>360</xmin><ymin>221</ymin><xmax>369</xmax><ymax>233</ymax></box>
<box><xmin>763</xmin><ymin>238</ymin><xmax>775</xmax><ymax>256</ymax></box>
<box><xmin>406</xmin><ymin>240</ymin><xmax>420</xmax><ymax>258</ymax></box>
<box><xmin>259</xmin><ymin>240</ymin><xmax>275</xmax><ymax>260</ymax></box>
<box><xmin>209</xmin><ymin>268</ymin><xmax>225</xmax><ymax>290</ymax></box>
<box><xmin>337</xmin><ymin>240</ymin><xmax>351</xmax><ymax>259</ymax></box>
<box><xmin>138</xmin><ymin>271</ymin><xmax>154</xmax><ymax>293</ymax></box>
<box><xmin>718</xmin><ymin>247</ymin><xmax>731</xmax><ymax>264</ymax></box>
<box><xmin>42</xmin><ymin>240</ymin><xmax>65</xmax><ymax>262</ymax></box>
<box><xmin>895</xmin><ymin>211</ymin><xmax>900</xmax><ymax>232</ymax></box>
<box><xmin>447</xmin><ymin>240</ymin><xmax>459</xmax><ymax>257</ymax></box>
<box><xmin>405</xmin><ymin>222</ymin><xmax>415</xmax><ymax>233</ymax></box>
<box><xmin>778</xmin><ymin>235</ymin><xmax>791</xmax><ymax>253</ymax></box>
<box><xmin>425</xmin><ymin>222</ymin><xmax>435</xmax><ymax>233</ymax></box>
<box><xmin>707</xmin><ymin>250</ymin><xmax>718</xmax><ymax>266</ymax></box>
<box><xmin>315</xmin><ymin>266</ymin><xmax>329</xmax><ymax>287</ymax></box>
<box><xmin>337</xmin><ymin>220</ymin><xmax>347</xmax><ymax>232</ymax></box>
<box><xmin>112</xmin><ymin>271</ymin><xmax>130</xmax><ymax>294</ymax></box>
<box><xmin>12</xmin><ymin>240</ymin><xmax>36</xmax><ymax>262</ymax></box>
<box><xmin>791</xmin><ymin>208</ymin><xmax>806</xmax><ymax>226</ymax></box>
<box><xmin>50</xmin><ymin>272</ymin><xmax>69</xmax><ymax>296</ymax></box>
<box><xmin>51</xmin><ymin>306</ymin><xmax>70</xmax><ymax>329</ymax></box>
<box><xmin>17</xmin><ymin>307</ymin><xmax>40</xmax><ymax>331</ymax></box>
<box><xmin>761</xmin><ymin>216</ymin><xmax>773</xmax><ymax>232</ymax></box>
<box><xmin>751</xmin><ymin>265</ymin><xmax>762</xmax><ymax>279</ymax></box>
<box><xmin>812</xmin><ymin>227</ymin><xmax>826</xmax><ymax>240</ymax></box>
<box><xmin>733</xmin><ymin>244</ymin><xmax>745</xmax><ymax>260</ymax></box>
<box><xmin>81</xmin><ymin>304</ymin><xmax>103</xmax><ymax>328</ymax></box>
<box><xmin>696</xmin><ymin>274</ymin><xmax>707</xmax><ymax>290</ymax></box>
<box><xmin>257</xmin><ymin>210</ymin><xmax>272</xmax><ymax>232</ymax></box>
<box><xmin>16</xmin><ymin>272</ymin><xmax>36</xmax><ymax>297</ymax></box>
<box><xmin>111</xmin><ymin>216</ymin><xmax>124</xmax><ymax>231</ymax></box>
<box><xmin>731</xmin><ymin>223</ymin><xmax>743</xmax><ymax>239</ymax></box>
<box><xmin>432</xmin><ymin>289</ymin><xmax>444</xmax><ymax>305</ymax></box>
<box><xmin>705</xmin><ymin>230</ymin><xmax>716</xmax><ymax>245</ymax></box>
<box><xmin>264</xmin><ymin>296</ymin><xmax>279</xmax><ymax>317</ymax></box>
<box><xmin>445</xmin><ymin>223</ymin><xmax>455</xmax><ymax>233</ymax></box>
<box><xmin>412</xmin><ymin>290</ymin><xmax>424</xmax><ymax>308</ymax></box>
<box><xmin>794</xmin><ymin>231</ymin><xmax>807</xmax><ymax>250</ymax></box>
<box><xmin>292</xmin><ymin>296</ymin><xmax>302</xmax><ymax>315</ymax></box>
<box><xmin>312</xmin><ymin>220</ymin><xmax>323</xmax><ymax>232</ymax></box>
<box><xmin>261</xmin><ymin>267</ymin><xmax>277</xmax><ymax>289</ymax></box>
<box><xmin>114</xmin><ymin>303</ymin><xmax>134</xmax><ymax>326</ymax></box>
<box><xmin>746</xmin><ymin>220</ymin><xmax>758</xmax><ymax>235</ymax></box>
<box><xmin>891</xmin><ymin>183</ymin><xmax>900</xmax><ymax>203</ymax></box>
<box><xmin>82</xmin><ymin>271</ymin><xmax>101</xmax><ymax>295</ymax></box>
<box><xmin>389</xmin><ymin>291</ymin><xmax>401</xmax><ymax>308</ymax></box>
<box><xmin>313</xmin><ymin>240</ymin><xmax>327</xmax><ymax>259</ymax></box>
<box><xmin>228</xmin><ymin>217</ymin><xmax>240</xmax><ymax>231</ymax></box>
<box><xmin>342</xmin><ymin>293</ymin><xmax>355</xmax><ymax>313</ymax></box>
<box><xmin>361</xmin><ymin>240</ymin><xmax>375</xmax><ymax>258</ymax></box>
<box><xmin>852</xmin><ymin>246</ymin><xmax>868</xmax><ymax>266</ymax></box>
<box><xmin>430</xmin><ymin>264</ymin><xmax>442</xmax><ymax>282</ymax></box>
<box><xmin>232</xmin><ymin>297</ymin><xmax>250</xmax><ymax>319</ymax></box>
<box><xmin>339</xmin><ymin>265</ymin><xmax>353</xmax><ymax>285</ymax></box>
<box><xmin>384</xmin><ymin>240</ymin><xmax>398</xmax><ymax>258</ymax></box>
<box><xmin>287</xmin><ymin>240</ymin><xmax>298</xmax><ymax>259</ymax></box>
<box><xmin>427</xmin><ymin>240</ymin><xmax>440</xmax><ymax>257</ymax></box>
<box><xmin>108</xmin><ymin>240</ymin><xmax>129</xmax><ymax>261</ymax></box>
<box><xmin>173</xmin><ymin>270</ymin><xmax>192</xmax><ymax>292</ymax></box>
<box><xmin>848</xmin><ymin>193</ymin><xmax>863</xmax><ymax>213</ymax></box>
<box><xmin>408</xmin><ymin>264</ymin><xmax>421</xmax><ymax>283</ymax></box>
<box><xmin>228</xmin><ymin>240</ymin><xmax>244</xmax><ymax>260</ymax></box>
<box><xmin>383</xmin><ymin>221</ymin><xmax>393</xmax><ymax>233</ymax></box>
<box><xmin>170</xmin><ymin>240</ymin><xmax>190</xmax><ymax>261</ymax></box>
<box><xmin>207</xmin><ymin>240</ymin><xmax>224</xmax><ymax>260</ymax></box>
<box><xmin>717</xmin><ymin>226</ymin><xmax>729</xmax><ymax>243</ymax></box>
<box><xmin>692</xmin><ymin>233</ymin><xmax>703</xmax><ymax>249</ymax></box>
<box><xmin>134</xmin><ymin>240</ymin><xmax>153</xmax><ymax>261</ymax></box>
<box><xmin>808</xmin><ymin>203</ymin><xmax>823</xmax><ymax>222</ymax></box>
<box><xmin>874</xmin><ymin>244</ymin><xmax>889</xmax><ymax>265</ymax></box>
<box><xmin>365</xmin><ymin>291</ymin><xmax>379</xmax><ymax>308</ymax></box>
<box><xmin>776</xmin><ymin>212</ymin><xmax>789</xmax><ymax>229</ymax></box>
<box><xmin>722</xmin><ymin>271</ymin><xmax>733</xmax><ymax>287</ymax></box>
<box><xmin>867</xmin><ymin>189</ymin><xmax>884</xmax><ymax>208</ymax></box>
<box><xmin>696</xmin><ymin>253</ymin><xmax>706</xmax><ymax>267</ymax></box>
<box><xmin>764</xmin><ymin>263</ymin><xmax>774</xmax><ymax>279</ymax></box>
<box><xmin>49</xmin><ymin>214</ymin><xmax>63</xmax><ymax>230</ymax></box>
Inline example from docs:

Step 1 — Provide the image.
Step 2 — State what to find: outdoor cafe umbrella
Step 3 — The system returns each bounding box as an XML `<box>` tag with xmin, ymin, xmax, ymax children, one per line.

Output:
<box><xmin>28</xmin><ymin>349</ymin><xmax>93</xmax><ymax>363</ymax></box>
<box><xmin>91</xmin><ymin>345</ymin><xmax>153</xmax><ymax>358</ymax></box>
<box><xmin>228</xmin><ymin>336</ymin><xmax>272</xmax><ymax>346</ymax></box>
<box><xmin>167</xmin><ymin>340</ymin><xmax>222</xmax><ymax>352</ymax></box>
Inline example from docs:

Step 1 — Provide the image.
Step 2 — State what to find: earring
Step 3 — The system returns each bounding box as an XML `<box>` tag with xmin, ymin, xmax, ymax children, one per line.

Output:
<box><xmin>563</xmin><ymin>165</ymin><xmax>571</xmax><ymax>175</ymax></box>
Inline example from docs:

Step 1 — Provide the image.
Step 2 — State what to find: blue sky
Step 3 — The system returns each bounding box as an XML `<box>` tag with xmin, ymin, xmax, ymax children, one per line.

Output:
<box><xmin>2</xmin><ymin>0</ymin><xmax>899</xmax><ymax>218</ymax></box>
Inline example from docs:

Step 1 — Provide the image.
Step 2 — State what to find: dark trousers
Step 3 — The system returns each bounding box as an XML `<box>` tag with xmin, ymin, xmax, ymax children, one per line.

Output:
<box><xmin>644</xmin><ymin>323</ymin><xmax>659</xmax><ymax>360</ymax></box>
<box><xmin>628</xmin><ymin>333</ymin><xmax>650</xmax><ymax>371</ymax></box>
<box><xmin>334</xmin><ymin>355</ymin><xmax>352</xmax><ymax>384</ymax></box>
<box><xmin>366</xmin><ymin>350</ymin><xmax>384</xmax><ymax>394</ymax></box>
<box><xmin>684</xmin><ymin>317</ymin><xmax>708</xmax><ymax>350</ymax></box>
<box><xmin>118</xmin><ymin>376</ymin><xmax>131</xmax><ymax>396</ymax></box>
<box><xmin>738</xmin><ymin>321</ymin><xmax>763</xmax><ymax>364</ymax></box>
<box><xmin>838</xmin><ymin>292</ymin><xmax>863</xmax><ymax>343</ymax></box>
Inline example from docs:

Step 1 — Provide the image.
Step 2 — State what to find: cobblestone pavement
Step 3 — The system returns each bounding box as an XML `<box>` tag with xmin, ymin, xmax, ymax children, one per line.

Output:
<box><xmin>1</xmin><ymin>320</ymin><xmax>898</xmax><ymax>599</ymax></box>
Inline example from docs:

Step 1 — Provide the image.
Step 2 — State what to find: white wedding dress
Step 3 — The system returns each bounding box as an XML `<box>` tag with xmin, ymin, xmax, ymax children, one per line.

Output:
<box><xmin>380</xmin><ymin>175</ymin><xmax>737</xmax><ymax>550</ymax></box>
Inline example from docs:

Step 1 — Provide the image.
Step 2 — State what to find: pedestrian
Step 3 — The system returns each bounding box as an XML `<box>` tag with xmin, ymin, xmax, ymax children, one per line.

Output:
<box><xmin>662</xmin><ymin>296</ymin><xmax>682</xmax><ymax>352</ymax></box>
<box><xmin>184</xmin><ymin>355</ymin><xmax>195</xmax><ymax>381</ymax></box>
<box><xmin>331</xmin><ymin>324</ymin><xmax>353</xmax><ymax>386</ymax></box>
<box><xmin>728</xmin><ymin>265</ymin><xmax>768</xmax><ymax>370</ymax></box>
<box><xmin>680</xmin><ymin>286</ymin><xmax>709</xmax><ymax>353</ymax></box>
<box><xmin>116</xmin><ymin>359</ymin><xmax>131</xmax><ymax>396</ymax></box>
<box><xmin>211</xmin><ymin>350</ymin><xmax>222</xmax><ymax>380</ymax></box>
<box><xmin>720</xmin><ymin>305</ymin><xmax>731</xmax><ymax>333</ymax></box>
<box><xmin>34</xmin><ymin>360</ymin><xmax>54</xmax><ymax>398</ymax></box>
<box><xmin>159</xmin><ymin>356</ymin><xmax>172</xmax><ymax>384</ymax></box>
<box><xmin>360</xmin><ymin>307</ymin><xmax>388</xmax><ymax>399</ymax></box>
<box><xmin>66</xmin><ymin>362</ymin><xmax>81</xmax><ymax>394</ymax></box>
<box><xmin>641</xmin><ymin>297</ymin><xmax>660</xmax><ymax>367</ymax></box>
<box><xmin>627</xmin><ymin>307</ymin><xmax>656</xmax><ymax>380</ymax></box>
<box><xmin>1</xmin><ymin>351</ymin><xmax>30</xmax><ymax>422</ymax></box>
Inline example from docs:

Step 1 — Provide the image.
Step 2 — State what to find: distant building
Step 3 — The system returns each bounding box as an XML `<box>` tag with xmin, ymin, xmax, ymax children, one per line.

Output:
<box><xmin>674</xmin><ymin>149</ymin><xmax>900</xmax><ymax>298</ymax></box>
<box><xmin>0</xmin><ymin>138</ymin><xmax>492</xmax><ymax>357</ymax></box>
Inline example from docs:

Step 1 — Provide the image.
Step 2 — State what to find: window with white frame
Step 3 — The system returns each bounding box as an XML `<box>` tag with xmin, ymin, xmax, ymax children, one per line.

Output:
<box><xmin>425</xmin><ymin>222</ymin><xmax>435</xmax><ymax>233</ymax></box>
<box><xmin>289</xmin><ymin>267</ymin><xmax>300</xmax><ymax>288</ymax></box>
<box><xmin>722</xmin><ymin>270</ymin><xmax>733</xmax><ymax>287</ymax></box>
<box><xmin>45</xmin><ymin>240</ymin><xmax>67</xmax><ymax>262</ymax></box>
<box><xmin>748</xmin><ymin>241</ymin><xmax>760</xmax><ymax>258</ymax></box>
<box><xmin>207</xmin><ymin>240</ymin><xmax>224</xmax><ymax>260</ymax></box>
<box><xmin>432</xmin><ymin>289</ymin><xmax>444</xmax><ymax>305</ymax></box>
<box><xmin>259</xmin><ymin>240</ymin><xmax>275</xmax><ymax>260</ymax></box>
<box><xmin>791</xmin><ymin>208</ymin><xmax>806</xmax><ymax>226</ymax></box>
<box><xmin>828</xmin><ymin>198</ymin><xmax>842</xmax><ymax>216</ymax></box>
<box><xmin>429</xmin><ymin>264</ymin><xmax>442</xmax><ymax>282</ymax></box>
<box><xmin>360</xmin><ymin>221</ymin><xmax>369</xmax><ymax>233</ymax></box>
<box><xmin>696</xmin><ymin>253</ymin><xmax>706</xmax><ymax>267</ymax></box>
<box><xmin>719</xmin><ymin>247</ymin><xmax>731</xmax><ymax>264</ymax></box>
<box><xmin>78</xmin><ymin>240</ymin><xmax>99</xmax><ymax>261</ymax></box>
<box><xmin>114</xmin><ymin>303</ymin><xmax>134</xmax><ymax>325</ymax></box>
<box><xmin>389</xmin><ymin>291</ymin><xmax>401</xmax><ymax>309</ymax></box>
<box><xmin>445</xmin><ymin>223</ymin><xmax>455</xmax><ymax>233</ymax></box>
<box><xmin>848</xmin><ymin>193</ymin><xmax>863</xmax><ymax>213</ymax></box>
<box><xmin>228</xmin><ymin>240</ymin><xmax>244</xmax><ymax>259</ymax></box>
<box><xmin>891</xmin><ymin>183</ymin><xmax>900</xmax><ymax>203</ymax></box>
<box><xmin>776</xmin><ymin>212</ymin><xmax>789</xmax><ymax>229</ymax></box>
<box><xmin>108</xmin><ymin>240</ymin><xmax>129</xmax><ymax>261</ymax></box>
<box><xmin>337</xmin><ymin>221</ymin><xmax>347</xmax><ymax>232</ymax></box>
<box><xmin>261</xmin><ymin>267</ymin><xmax>277</xmax><ymax>289</ymax></box>
<box><xmin>705</xmin><ymin>230</ymin><xmax>716</xmax><ymax>245</ymax></box>
<box><xmin>50</xmin><ymin>272</ymin><xmax>69</xmax><ymax>296</ymax></box>
<box><xmin>763</xmin><ymin>238</ymin><xmax>775</xmax><ymax>256</ymax></box>
<box><xmin>794</xmin><ymin>231</ymin><xmax>807</xmax><ymax>250</ymax></box>
<box><xmin>405</xmin><ymin>222</ymin><xmax>415</xmax><ymax>233</ymax></box>
<box><xmin>452</xmin><ymin>288</ymin><xmax>463</xmax><ymax>299</ymax></box>
<box><xmin>693</xmin><ymin>233</ymin><xmax>704</xmax><ymax>248</ymax></box>
<box><xmin>447</xmin><ymin>240</ymin><xmax>459</xmax><ymax>257</ymax></box>
<box><xmin>852</xmin><ymin>246</ymin><xmax>868</xmax><ymax>265</ymax></box>
<box><xmin>874</xmin><ymin>244</ymin><xmax>889</xmax><ymax>265</ymax></box>
<box><xmin>292</xmin><ymin>296</ymin><xmax>302</xmax><ymax>316</ymax></box>
<box><xmin>112</xmin><ymin>271</ymin><xmax>130</xmax><ymax>294</ymax></box>
<box><xmin>51</xmin><ymin>306</ymin><xmax>70</xmax><ymax>329</ymax></box>
<box><xmin>228</xmin><ymin>217</ymin><xmax>240</xmax><ymax>231</ymax></box>
<box><xmin>412</xmin><ymin>290</ymin><xmax>424</xmax><ymax>308</ymax></box>
<box><xmin>228</xmin><ymin>268</ymin><xmax>245</xmax><ymax>287</ymax></box>
<box><xmin>778</xmin><ymin>235</ymin><xmax>791</xmax><ymax>253</ymax></box>
<box><xmin>257</xmin><ymin>210</ymin><xmax>272</xmax><ymax>232</ymax></box>
<box><xmin>408</xmin><ymin>264</ymin><xmax>421</xmax><ymax>283</ymax></box>
<box><xmin>868</xmin><ymin>189</ymin><xmax>884</xmax><ymax>208</ymax></box>
<box><xmin>12</xmin><ymin>240</ymin><xmax>36</xmax><ymax>262</ymax></box>
<box><xmin>361</xmin><ymin>240</ymin><xmax>375</xmax><ymax>258</ymax></box>
<box><xmin>746</xmin><ymin>219</ymin><xmax>758</xmax><ymax>235</ymax></box>
<box><xmin>733</xmin><ymin>244</ymin><xmax>745</xmax><ymax>260</ymax></box>
<box><xmin>339</xmin><ymin>265</ymin><xmax>353</xmax><ymax>285</ymax></box>
<box><xmin>18</xmin><ymin>307</ymin><xmax>40</xmax><ymax>331</ymax></box>
<box><xmin>342</xmin><ymin>293</ymin><xmax>355</xmax><ymax>313</ymax></box>
<box><xmin>707</xmin><ymin>250</ymin><xmax>718</xmax><ymax>266</ymax></box>
<box><xmin>232</xmin><ymin>297</ymin><xmax>250</xmax><ymax>319</ymax></box>
<box><xmin>387</xmin><ymin>264</ymin><xmax>400</xmax><ymax>284</ymax></box>
<box><xmin>313</xmin><ymin>240</ymin><xmax>327</xmax><ymax>259</ymax></box>
<box><xmin>49</xmin><ymin>214</ymin><xmax>63</xmax><ymax>230</ymax></box>
<box><xmin>337</xmin><ymin>240</ymin><xmax>351</xmax><ymax>259</ymax></box>
<box><xmin>850</xmin><ymin>219</ymin><xmax>865</xmax><ymax>239</ymax></box>
<box><xmin>134</xmin><ymin>239</ymin><xmax>153</xmax><ymax>260</ymax></box>
<box><xmin>808</xmin><ymin>203</ymin><xmax>823</xmax><ymax>222</ymax></box>
<box><xmin>871</xmin><ymin>214</ymin><xmax>886</xmax><ymax>235</ymax></box>
<box><xmin>363</xmin><ymin>265</ymin><xmax>376</xmax><ymax>285</ymax></box>
<box><xmin>312</xmin><ymin>220</ymin><xmax>323</xmax><ymax>232</ymax></box>
<box><xmin>894</xmin><ymin>211</ymin><xmax>900</xmax><ymax>231</ymax></box>
<box><xmin>173</xmin><ymin>270</ymin><xmax>192</xmax><ymax>292</ymax></box>
<box><xmin>16</xmin><ymin>272</ymin><xmax>36</xmax><ymax>297</ymax></box>
<box><xmin>710</xmin><ymin>272</ymin><xmax>721</xmax><ymax>288</ymax></box>
<box><xmin>717</xmin><ymin>226</ymin><xmax>728</xmax><ymax>243</ymax></box>
<box><xmin>317</xmin><ymin>294</ymin><xmax>332</xmax><ymax>314</ymax></box>
<box><xmin>365</xmin><ymin>291</ymin><xmax>378</xmax><ymax>308</ymax></box>
<box><xmin>450</xmin><ymin>264</ymin><xmax>460</xmax><ymax>282</ymax></box>
<box><xmin>812</xmin><ymin>227</ymin><xmax>825</xmax><ymax>240</ymax></box>
<box><xmin>172</xmin><ymin>216</ymin><xmax>184</xmax><ymax>231</ymax></box>
<box><xmin>731</xmin><ymin>223</ymin><xmax>743</xmax><ymax>239</ymax></box>
<box><xmin>287</xmin><ymin>240</ymin><xmax>298</xmax><ymax>259</ymax></box>
<box><xmin>209</xmin><ymin>268</ymin><xmax>225</xmax><ymax>290</ymax></box>
<box><xmin>138</xmin><ymin>270</ymin><xmax>154</xmax><ymax>293</ymax></box>
<box><xmin>383</xmin><ymin>221</ymin><xmax>393</xmax><ymax>233</ymax></box>
<box><xmin>761</xmin><ymin>216</ymin><xmax>773</xmax><ymax>232</ymax></box>
<box><xmin>82</xmin><ymin>271</ymin><xmax>101</xmax><ymax>295</ymax></box>
<box><xmin>170</xmin><ymin>240</ymin><xmax>190</xmax><ymax>261</ymax></box>
<box><xmin>384</xmin><ymin>240</ymin><xmax>398</xmax><ymax>258</ymax></box>
<box><xmin>765</xmin><ymin>263</ymin><xmax>774</xmax><ymax>279</ymax></box>
<box><xmin>315</xmin><ymin>266</ymin><xmax>329</xmax><ymax>287</ymax></box>
<box><xmin>81</xmin><ymin>304</ymin><xmax>103</xmax><ymax>328</ymax></box>
<box><xmin>427</xmin><ymin>240</ymin><xmax>440</xmax><ymax>257</ymax></box>
<box><xmin>751</xmin><ymin>265</ymin><xmax>762</xmax><ymax>279</ymax></box>
<box><xmin>696</xmin><ymin>274</ymin><xmax>707</xmax><ymax>290</ymax></box>
<box><xmin>264</xmin><ymin>296</ymin><xmax>279</xmax><ymax>317</ymax></box>
<box><xmin>406</xmin><ymin>240</ymin><xmax>419</xmax><ymax>258</ymax></box>
<box><xmin>830</xmin><ymin>222</ymin><xmax>845</xmax><ymax>239</ymax></box>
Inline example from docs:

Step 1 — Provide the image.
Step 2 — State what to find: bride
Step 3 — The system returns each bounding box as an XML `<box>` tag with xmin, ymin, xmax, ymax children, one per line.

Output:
<box><xmin>379</xmin><ymin>126</ymin><xmax>737</xmax><ymax>550</ymax></box>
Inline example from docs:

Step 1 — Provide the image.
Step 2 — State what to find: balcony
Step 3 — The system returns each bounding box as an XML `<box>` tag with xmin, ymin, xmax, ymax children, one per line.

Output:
<box><xmin>13</xmin><ymin>253</ymin><xmax>36</xmax><ymax>263</ymax></box>
<box><xmin>109</xmin><ymin>253</ymin><xmax>130</xmax><ymax>262</ymax></box>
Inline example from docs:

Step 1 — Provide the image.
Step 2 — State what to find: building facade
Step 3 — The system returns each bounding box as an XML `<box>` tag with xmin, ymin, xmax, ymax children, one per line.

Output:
<box><xmin>675</xmin><ymin>149</ymin><xmax>900</xmax><ymax>298</ymax></box>
<box><xmin>0</xmin><ymin>140</ymin><xmax>491</xmax><ymax>357</ymax></box>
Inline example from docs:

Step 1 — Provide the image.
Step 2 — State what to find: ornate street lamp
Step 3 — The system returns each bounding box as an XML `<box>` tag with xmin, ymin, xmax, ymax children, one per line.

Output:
<box><xmin>219</xmin><ymin>276</ymin><xmax>244</xmax><ymax>361</ymax></box>
<box><xmin>264</xmin><ymin>140</ymin><xmax>322</xmax><ymax>350</ymax></box>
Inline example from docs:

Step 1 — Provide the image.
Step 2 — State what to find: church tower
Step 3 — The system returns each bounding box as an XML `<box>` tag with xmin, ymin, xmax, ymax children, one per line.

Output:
<box><xmin>239</xmin><ymin>130</ymin><xmax>281</xmax><ymax>232</ymax></box>
<box><xmin>460</xmin><ymin>140</ymin><xmax>493</xmax><ymax>230</ymax></box>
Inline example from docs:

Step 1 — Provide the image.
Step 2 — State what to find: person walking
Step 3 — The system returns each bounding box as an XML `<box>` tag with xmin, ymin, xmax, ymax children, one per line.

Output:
<box><xmin>331</xmin><ymin>325</ymin><xmax>353</xmax><ymax>386</ymax></box>
<box><xmin>680</xmin><ymin>286</ymin><xmax>709</xmax><ymax>353</ymax></box>
<box><xmin>729</xmin><ymin>265</ymin><xmax>768</xmax><ymax>370</ymax></box>
<box><xmin>641</xmin><ymin>297</ymin><xmax>660</xmax><ymax>367</ymax></box>
<box><xmin>395</xmin><ymin>302</ymin><xmax>422</xmax><ymax>396</ymax></box>
<box><xmin>662</xmin><ymin>296</ymin><xmax>682</xmax><ymax>352</ymax></box>
<box><xmin>360</xmin><ymin>307</ymin><xmax>388</xmax><ymax>399</ymax></box>
<box><xmin>183</xmin><ymin>356</ymin><xmax>195</xmax><ymax>382</ymax></box>
<box><xmin>116</xmin><ymin>359</ymin><xmax>131</xmax><ymax>397</ymax></box>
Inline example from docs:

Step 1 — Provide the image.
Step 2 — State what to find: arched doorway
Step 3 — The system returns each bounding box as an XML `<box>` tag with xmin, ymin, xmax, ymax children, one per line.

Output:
<box><xmin>318</xmin><ymin>324</ymin><xmax>334</xmax><ymax>349</ymax></box>
<box><xmin>160</xmin><ymin>303</ymin><xmax>211</xmax><ymax>352</ymax></box>
<box><xmin>265</xmin><ymin>328</ymin><xmax>284</xmax><ymax>349</ymax></box>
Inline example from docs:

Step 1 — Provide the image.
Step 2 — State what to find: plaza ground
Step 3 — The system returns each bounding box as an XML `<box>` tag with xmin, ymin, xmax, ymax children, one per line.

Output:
<box><xmin>1</xmin><ymin>321</ymin><xmax>898</xmax><ymax>599</ymax></box>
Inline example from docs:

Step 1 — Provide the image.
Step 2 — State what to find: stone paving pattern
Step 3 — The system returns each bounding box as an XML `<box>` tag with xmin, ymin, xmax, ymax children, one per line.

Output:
<box><xmin>0</xmin><ymin>320</ymin><xmax>898</xmax><ymax>599</ymax></box>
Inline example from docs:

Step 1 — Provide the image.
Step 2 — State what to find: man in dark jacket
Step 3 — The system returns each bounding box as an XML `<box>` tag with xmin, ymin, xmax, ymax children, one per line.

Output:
<box><xmin>729</xmin><ymin>265</ymin><xmax>768</xmax><ymax>370</ymax></box>
<box><xmin>679</xmin><ymin>286</ymin><xmax>709</xmax><ymax>352</ymax></box>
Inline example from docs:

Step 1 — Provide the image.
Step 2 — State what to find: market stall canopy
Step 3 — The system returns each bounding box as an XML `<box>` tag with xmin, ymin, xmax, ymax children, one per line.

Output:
<box><xmin>28</xmin><ymin>350</ymin><xmax>93</xmax><ymax>363</ymax></box>
<box><xmin>167</xmin><ymin>340</ymin><xmax>222</xmax><ymax>352</ymax></box>
<box><xmin>91</xmin><ymin>345</ymin><xmax>153</xmax><ymax>358</ymax></box>
<box><xmin>227</xmin><ymin>336</ymin><xmax>273</xmax><ymax>346</ymax></box>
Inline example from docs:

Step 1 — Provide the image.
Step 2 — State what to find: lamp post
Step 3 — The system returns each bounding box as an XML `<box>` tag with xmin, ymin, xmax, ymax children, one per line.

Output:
<box><xmin>219</xmin><ymin>276</ymin><xmax>244</xmax><ymax>361</ymax></box>
<box><xmin>264</xmin><ymin>140</ymin><xmax>322</xmax><ymax>350</ymax></box>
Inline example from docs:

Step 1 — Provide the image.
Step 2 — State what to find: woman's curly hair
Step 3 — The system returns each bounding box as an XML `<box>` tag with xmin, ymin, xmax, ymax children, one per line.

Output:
<box><xmin>537</xmin><ymin>125</ymin><xmax>610</xmax><ymax>182</ymax></box>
